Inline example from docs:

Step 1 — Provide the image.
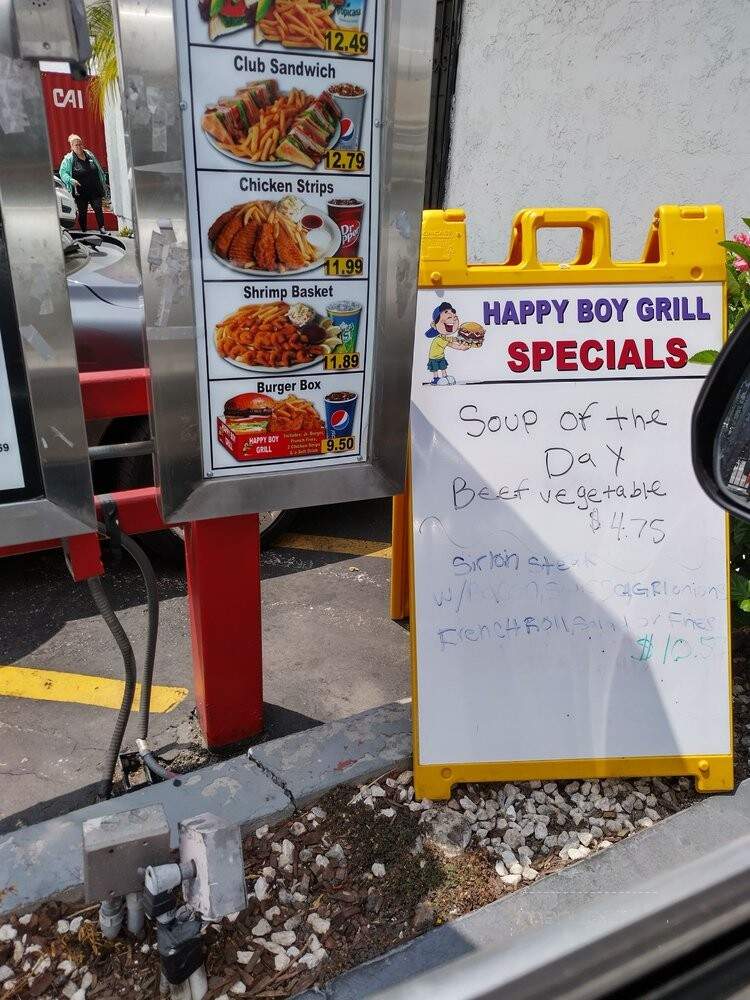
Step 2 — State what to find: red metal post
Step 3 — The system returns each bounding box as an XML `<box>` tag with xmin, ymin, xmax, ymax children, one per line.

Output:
<box><xmin>184</xmin><ymin>514</ymin><xmax>264</xmax><ymax>747</ymax></box>
<box><xmin>64</xmin><ymin>532</ymin><xmax>105</xmax><ymax>581</ymax></box>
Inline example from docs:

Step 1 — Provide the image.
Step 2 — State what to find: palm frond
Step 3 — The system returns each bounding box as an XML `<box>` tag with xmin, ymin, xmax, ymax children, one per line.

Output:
<box><xmin>87</xmin><ymin>1</ymin><xmax>119</xmax><ymax>121</ymax></box>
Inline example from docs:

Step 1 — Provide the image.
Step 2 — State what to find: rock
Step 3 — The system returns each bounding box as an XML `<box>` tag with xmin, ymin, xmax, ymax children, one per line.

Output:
<box><xmin>69</xmin><ymin>917</ymin><xmax>83</xmax><ymax>934</ymax></box>
<box><xmin>299</xmin><ymin>952</ymin><xmax>324</xmax><ymax>970</ymax></box>
<box><xmin>17</xmin><ymin>916</ymin><xmax>32</xmax><ymax>927</ymax></box>
<box><xmin>371</xmin><ymin>863</ymin><xmax>386</xmax><ymax>878</ymax></box>
<box><xmin>380</xmin><ymin>807</ymin><xmax>396</xmax><ymax>819</ymax></box>
<box><xmin>522</xmin><ymin>867</ymin><xmax>538</xmax><ymax>881</ymax></box>
<box><xmin>500</xmin><ymin>873</ymin><xmax>522</xmax><ymax>887</ymax></box>
<box><xmin>264</xmin><ymin>906</ymin><xmax>281</xmax><ymax>921</ymax></box>
<box><xmin>369</xmin><ymin>784</ymin><xmax>387</xmax><ymax>798</ymax></box>
<box><xmin>307</xmin><ymin>934</ymin><xmax>322</xmax><ymax>953</ymax></box>
<box><xmin>288</xmin><ymin>946</ymin><xmax>301</xmax><ymax>958</ymax></box>
<box><xmin>274</xmin><ymin>953</ymin><xmax>292</xmax><ymax>972</ymax></box>
<box><xmin>230</xmin><ymin>983</ymin><xmax>247</xmax><ymax>995</ymax></box>
<box><xmin>424</xmin><ymin>808</ymin><xmax>472</xmax><ymax>857</ymax></box>
<box><xmin>140</xmin><ymin>944</ymin><xmax>150</xmax><ymax>954</ymax></box>
<box><xmin>578</xmin><ymin>831</ymin><xmax>593</xmax><ymax>847</ymax></box>
<box><xmin>494</xmin><ymin>861</ymin><xmax>508</xmax><ymax>876</ymax></box>
<box><xmin>502</xmin><ymin>829</ymin><xmax>525</xmax><ymax>850</ymax></box>
<box><xmin>255</xmin><ymin>939</ymin><xmax>285</xmax><ymax>955</ymax></box>
<box><xmin>290</xmin><ymin>822</ymin><xmax>306</xmax><ymax>836</ymax></box>
<box><xmin>412</xmin><ymin>900</ymin><xmax>435</xmax><ymax>932</ymax></box>
<box><xmin>57</xmin><ymin>961</ymin><xmax>76</xmax><ymax>977</ymax></box>
<box><xmin>0</xmin><ymin>927</ymin><xmax>16</xmax><ymax>944</ymax></box>
<box><xmin>314</xmin><ymin>854</ymin><xmax>330</xmax><ymax>869</ymax></box>
<box><xmin>396</xmin><ymin>771</ymin><xmax>413</xmax><ymax>785</ymax></box>
<box><xmin>326</xmin><ymin>843</ymin><xmax>346</xmax><ymax>865</ymax></box>
<box><xmin>70</xmin><ymin>990</ymin><xmax>87</xmax><ymax>1000</ymax></box>
<box><xmin>284</xmin><ymin>914</ymin><xmax>302</xmax><ymax>931</ymax></box>
<box><xmin>254</xmin><ymin>877</ymin><xmax>270</xmax><ymax>902</ymax></box>
<box><xmin>271</xmin><ymin>931</ymin><xmax>297</xmax><ymax>947</ymax></box>
<box><xmin>307</xmin><ymin>913</ymin><xmax>331</xmax><ymax>936</ymax></box>
<box><xmin>237</xmin><ymin>950</ymin><xmax>255</xmax><ymax>964</ymax></box>
<box><xmin>252</xmin><ymin>918</ymin><xmax>271</xmax><ymax>937</ymax></box>
<box><xmin>255</xmin><ymin>825</ymin><xmax>269</xmax><ymax>839</ymax></box>
<box><xmin>0</xmin><ymin>969</ymin><xmax>11</xmax><ymax>984</ymax></box>
<box><xmin>81</xmin><ymin>971</ymin><xmax>93</xmax><ymax>991</ymax></box>
<box><xmin>62</xmin><ymin>985</ymin><xmax>77</xmax><ymax>1000</ymax></box>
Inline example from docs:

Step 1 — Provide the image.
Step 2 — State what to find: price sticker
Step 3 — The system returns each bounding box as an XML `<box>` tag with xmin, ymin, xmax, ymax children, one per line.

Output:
<box><xmin>323</xmin><ymin>28</ymin><xmax>369</xmax><ymax>56</ymax></box>
<box><xmin>321</xmin><ymin>436</ymin><xmax>356</xmax><ymax>455</ymax></box>
<box><xmin>325</xmin><ymin>257</ymin><xmax>364</xmax><ymax>277</ymax></box>
<box><xmin>325</xmin><ymin>149</ymin><xmax>366</xmax><ymax>172</ymax></box>
<box><xmin>324</xmin><ymin>352</ymin><xmax>360</xmax><ymax>371</ymax></box>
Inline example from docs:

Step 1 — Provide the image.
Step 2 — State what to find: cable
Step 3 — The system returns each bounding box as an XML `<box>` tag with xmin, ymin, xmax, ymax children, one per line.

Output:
<box><xmin>87</xmin><ymin>575</ymin><xmax>137</xmax><ymax>800</ymax></box>
<box><xmin>119</xmin><ymin>534</ymin><xmax>158</xmax><ymax>740</ymax></box>
<box><xmin>119</xmin><ymin>533</ymin><xmax>178</xmax><ymax>783</ymax></box>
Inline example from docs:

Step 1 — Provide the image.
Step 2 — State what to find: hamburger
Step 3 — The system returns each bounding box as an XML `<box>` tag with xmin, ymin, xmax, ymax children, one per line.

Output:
<box><xmin>224</xmin><ymin>392</ymin><xmax>273</xmax><ymax>430</ymax></box>
<box><xmin>456</xmin><ymin>321</ymin><xmax>485</xmax><ymax>348</ymax></box>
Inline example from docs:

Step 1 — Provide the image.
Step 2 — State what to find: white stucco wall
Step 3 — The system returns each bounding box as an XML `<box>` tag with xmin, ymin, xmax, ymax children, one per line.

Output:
<box><xmin>445</xmin><ymin>0</ymin><xmax>750</xmax><ymax>262</ymax></box>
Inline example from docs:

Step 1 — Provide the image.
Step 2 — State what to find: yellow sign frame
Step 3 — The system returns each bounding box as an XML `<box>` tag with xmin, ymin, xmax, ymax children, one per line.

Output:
<box><xmin>395</xmin><ymin>205</ymin><xmax>733</xmax><ymax>800</ymax></box>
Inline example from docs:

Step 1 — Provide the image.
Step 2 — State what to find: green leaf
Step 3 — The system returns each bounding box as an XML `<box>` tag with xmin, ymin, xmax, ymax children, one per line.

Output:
<box><xmin>727</xmin><ymin>267</ymin><xmax>741</xmax><ymax>296</ymax></box>
<box><xmin>730</xmin><ymin>572</ymin><xmax>750</xmax><ymax>602</ymax></box>
<box><xmin>210</xmin><ymin>0</ymin><xmax>224</xmax><ymax>15</ymax></box>
<box><xmin>740</xmin><ymin>599</ymin><xmax>750</xmax><ymax>613</ymax></box>
<box><xmin>720</xmin><ymin>240</ymin><xmax>750</xmax><ymax>267</ymax></box>
<box><xmin>257</xmin><ymin>0</ymin><xmax>274</xmax><ymax>17</ymax></box>
<box><xmin>742</xmin><ymin>218</ymin><xmax>750</xmax><ymax>229</ymax></box>
<box><xmin>687</xmin><ymin>349</ymin><xmax>719</xmax><ymax>365</ymax></box>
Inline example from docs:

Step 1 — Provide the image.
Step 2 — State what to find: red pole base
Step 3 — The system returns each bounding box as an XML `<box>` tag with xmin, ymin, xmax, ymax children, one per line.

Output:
<box><xmin>184</xmin><ymin>514</ymin><xmax>264</xmax><ymax>748</ymax></box>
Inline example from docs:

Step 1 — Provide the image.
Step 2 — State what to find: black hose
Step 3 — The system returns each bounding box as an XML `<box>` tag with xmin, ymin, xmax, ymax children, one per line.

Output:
<box><xmin>119</xmin><ymin>534</ymin><xmax>159</xmax><ymax>740</ymax></box>
<box><xmin>87</xmin><ymin>576</ymin><xmax>137</xmax><ymax>800</ymax></box>
<box><xmin>119</xmin><ymin>533</ymin><xmax>178</xmax><ymax>782</ymax></box>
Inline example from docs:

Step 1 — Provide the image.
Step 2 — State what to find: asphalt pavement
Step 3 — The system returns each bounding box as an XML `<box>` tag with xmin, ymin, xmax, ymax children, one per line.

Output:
<box><xmin>0</xmin><ymin>497</ymin><xmax>410</xmax><ymax>831</ymax></box>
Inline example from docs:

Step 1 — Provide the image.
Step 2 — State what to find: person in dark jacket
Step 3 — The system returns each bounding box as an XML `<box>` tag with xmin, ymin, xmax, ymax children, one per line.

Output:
<box><xmin>59</xmin><ymin>134</ymin><xmax>108</xmax><ymax>233</ymax></box>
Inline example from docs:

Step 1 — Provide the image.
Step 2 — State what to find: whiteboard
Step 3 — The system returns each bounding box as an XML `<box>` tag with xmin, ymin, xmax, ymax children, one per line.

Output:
<box><xmin>410</xmin><ymin>282</ymin><xmax>730</xmax><ymax>767</ymax></box>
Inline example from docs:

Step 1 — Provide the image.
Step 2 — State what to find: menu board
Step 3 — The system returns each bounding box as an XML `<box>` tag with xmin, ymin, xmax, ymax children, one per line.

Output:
<box><xmin>175</xmin><ymin>0</ymin><xmax>382</xmax><ymax>477</ymax></box>
<box><xmin>0</xmin><ymin>324</ymin><xmax>24</xmax><ymax>493</ymax></box>
<box><xmin>410</xmin><ymin>282</ymin><xmax>731</xmax><ymax>768</ymax></box>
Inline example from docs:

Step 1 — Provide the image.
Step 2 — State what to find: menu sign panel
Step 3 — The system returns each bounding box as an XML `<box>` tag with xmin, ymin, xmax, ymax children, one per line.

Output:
<box><xmin>176</xmin><ymin>0</ymin><xmax>382</xmax><ymax>477</ymax></box>
<box><xmin>0</xmin><ymin>325</ymin><xmax>25</xmax><ymax>493</ymax></box>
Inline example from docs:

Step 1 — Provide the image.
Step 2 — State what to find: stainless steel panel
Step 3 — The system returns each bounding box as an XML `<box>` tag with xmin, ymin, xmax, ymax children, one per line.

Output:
<box><xmin>0</xmin><ymin>0</ymin><xmax>95</xmax><ymax>546</ymax></box>
<box><xmin>115</xmin><ymin>0</ymin><xmax>436</xmax><ymax>523</ymax></box>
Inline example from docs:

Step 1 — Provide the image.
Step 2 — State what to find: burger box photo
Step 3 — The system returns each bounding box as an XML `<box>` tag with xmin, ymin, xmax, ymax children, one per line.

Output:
<box><xmin>217</xmin><ymin>392</ymin><xmax>326</xmax><ymax>461</ymax></box>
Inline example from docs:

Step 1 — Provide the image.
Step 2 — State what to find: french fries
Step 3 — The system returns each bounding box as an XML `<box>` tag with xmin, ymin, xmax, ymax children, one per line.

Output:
<box><xmin>216</xmin><ymin>302</ymin><xmax>339</xmax><ymax>369</ymax></box>
<box><xmin>258</xmin><ymin>0</ymin><xmax>335</xmax><ymax>50</ymax></box>
<box><xmin>268</xmin><ymin>395</ymin><xmax>324</xmax><ymax>433</ymax></box>
<box><xmin>222</xmin><ymin>89</ymin><xmax>311</xmax><ymax>162</ymax></box>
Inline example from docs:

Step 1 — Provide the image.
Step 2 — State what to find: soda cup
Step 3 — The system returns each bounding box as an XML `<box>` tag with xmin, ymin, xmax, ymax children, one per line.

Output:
<box><xmin>324</xmin><ymin>390</ymin><xmax>358</xmax><ymax>438</ymax></box>
<box><xmin>333</xmin><ymin>0</ymin><xmax>368</xmax><ymax>31</ymax></box>
<box><xmin>329</xmin><ymin>83</ymin><xmax>366</xmax><ymax>151</ymax></box>
<box><xmin>327</xmin><ymin>198</ymin><xmax>364</xmax><ymax>257</ymax></box>
<box><xmin>326</xmin><ymin>301</ymin><xmax>363</xmax><ymax>354</ymax></box>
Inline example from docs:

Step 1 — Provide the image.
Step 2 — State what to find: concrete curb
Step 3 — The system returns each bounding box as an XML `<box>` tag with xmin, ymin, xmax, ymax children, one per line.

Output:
<box><xmin>0</xmin><ymin>701</ymin><xmax>411</xmax><ymax>916</ymax></box>
<box><xmin>298</xmin><ymin>778</ymin><xmax>750</xmax><ymax>999</ymax></box>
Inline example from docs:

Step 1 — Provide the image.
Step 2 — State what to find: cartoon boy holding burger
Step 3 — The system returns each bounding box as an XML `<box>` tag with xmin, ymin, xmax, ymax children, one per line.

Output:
<box><xmin>425</xmin><ymin>302</ymin><xmax>485</xmax><ymax>385</ymax></box>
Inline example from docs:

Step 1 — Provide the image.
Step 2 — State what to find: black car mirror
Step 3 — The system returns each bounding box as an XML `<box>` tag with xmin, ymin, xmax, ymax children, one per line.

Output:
<box><xmin>693</xmin><ymin>310</ymin><xmax>750</xmax><ymax>521</ymax></box>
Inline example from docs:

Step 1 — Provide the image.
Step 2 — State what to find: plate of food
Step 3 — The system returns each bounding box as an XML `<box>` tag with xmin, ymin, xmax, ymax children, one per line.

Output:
<box><xmin>202</xmin><ymin>80</ymin><xmax>342</xmax><ymax>168</ymax></box>
<box><xmin>208</xmin><ymin>196</ymin><xmax>341</xmax><ymax>275</ymax></box>
<box><xmin>198</xmin><ymin>0</ymin><xmax>341</xmax><ymax>49</ymax></box>
<box><xmin>215</xmin><ymin>301</ymin><xmax>342</xmax><ymax>372</ymax></box>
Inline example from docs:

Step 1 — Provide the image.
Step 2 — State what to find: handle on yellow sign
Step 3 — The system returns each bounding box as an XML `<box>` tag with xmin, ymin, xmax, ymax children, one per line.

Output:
<box><xmin>507</xmin><ymin>206</ymin><xmax>613</xmax><ymax>270</ymax></box>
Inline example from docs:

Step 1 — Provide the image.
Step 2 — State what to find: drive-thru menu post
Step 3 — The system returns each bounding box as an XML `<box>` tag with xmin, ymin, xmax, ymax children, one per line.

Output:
<box><xmin>408</xmin><ymin>206</ymin><xmax>733</xmax><ymax>800</ymax></box>
<box><xmin>116</xmin><ymin>0</ymin><xmax>437</xmax><ymax>522</ymax></box>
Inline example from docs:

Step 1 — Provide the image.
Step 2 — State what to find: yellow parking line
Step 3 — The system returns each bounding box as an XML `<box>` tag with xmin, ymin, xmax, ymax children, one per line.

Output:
<box><xmin>275</xmin><ymin>532</ymin><xmax>392</xmax><ymax>559</ymax></box>
<box><xmin>0</xmin><ymin>666</ymin><xmax>187</xmax><ymax>713</ymax></box>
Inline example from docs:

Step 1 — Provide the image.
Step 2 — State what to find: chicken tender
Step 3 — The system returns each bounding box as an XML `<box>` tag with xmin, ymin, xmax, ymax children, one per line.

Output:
<box><xmin>255</xmin><ymin>221</ymin><xmax>279</xmax><ymax>271</ymax></box>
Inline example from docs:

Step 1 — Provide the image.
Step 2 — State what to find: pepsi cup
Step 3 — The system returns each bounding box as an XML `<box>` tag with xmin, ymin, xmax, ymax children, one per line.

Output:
<box><xmin>324</xmin><ymin>391</ymin><xmax>358</xmax><ymax>438</ymax></box>
<box><xmin>329</xmin><ymin>84</ymin><xmax>366</xmax><ymax>151</ymax></box>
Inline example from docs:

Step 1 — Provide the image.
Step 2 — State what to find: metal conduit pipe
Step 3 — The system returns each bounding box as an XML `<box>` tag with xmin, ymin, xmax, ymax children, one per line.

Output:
<box><xmin>89</xmin><ymin>440</ymin><xmax>155</xmax><ymax>462</ymax></box>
